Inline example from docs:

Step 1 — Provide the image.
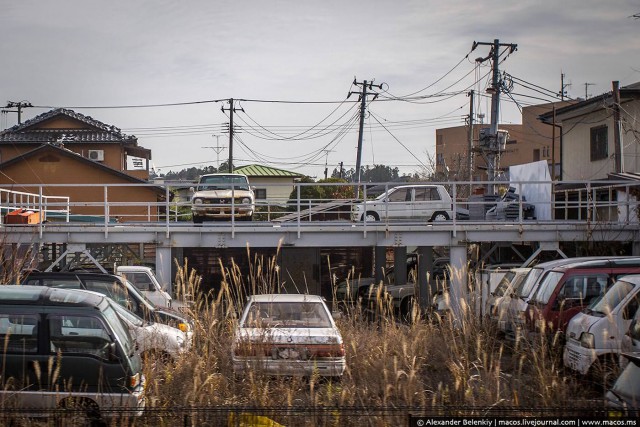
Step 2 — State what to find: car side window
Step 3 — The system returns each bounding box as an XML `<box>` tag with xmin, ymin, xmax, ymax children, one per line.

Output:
<box><xmin>0</xmin><ymin>313</ymin><xmax>39</xmax><ymax>354</ymax></box>
<box><xmin>388</xmin><ymin>189</ymin><xmax>407</xmax><ymax>202</ymax></box>
<box><xmin>430</xmin><ymin>187</ymin><xmax>441</xmax><ymax>201</ymax></box>
<box><xmin>48</xmin><ymin>315</ymin><xmax>112</xmax><ymax>359</ymax></box>
<box><xmin>84</xmin><ymin>279</ymin><xmax>139</xmax><ymax>313</ymax></box>
<box><xmin>414</xmin><ymin>188</ymin><xmax>427</xmax><ymax>202</ymax></box>
<box><xmin>559</xmin><ymin>274</ymin><xmax>607</xmax><ymax>303</ymax></box>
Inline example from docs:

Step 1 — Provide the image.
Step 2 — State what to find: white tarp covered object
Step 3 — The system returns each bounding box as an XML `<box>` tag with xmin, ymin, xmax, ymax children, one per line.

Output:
<box><xmin>508</xmin><ymin>161</ymin><xmax>552</xmax><ymax>220</ymax></box>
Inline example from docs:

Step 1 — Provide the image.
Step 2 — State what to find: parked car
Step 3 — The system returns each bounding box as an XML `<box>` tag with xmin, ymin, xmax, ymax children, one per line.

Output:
<box><xmin>606</xmin><ymin>353</ymin><xmax>640</xmax><ymax>413</ymax></box>
<box><xmin>116</xmin><ymin>265</ymin><xmax>173</xmax><ymax>308</ymax></box>
<box><xmin>20</xmin><ymin>271</ymin><xmax>192</xmax><ymax>334</ymax></box>
<box><xmin>105</xmin><ymin>296</ymin><xmax>190</xmax><ymax>364</ymax></box>
<box><xmin>485</xmin><ymin>187</ymin><xmax>535</xmax><ymax>221</ymax></box>
<box><xmin>0</xmin><ymin>286</ymin><xmax>145</xmax><ymax>420</ymax></box>
<box><xmin>525</xmin><ymin>257</ymin><xmax>640</xmax><ymax>341</ymax></box>
<box><xmin>487</xmin><ymin>267</ymin><xmax>531</xmax><ymax>327</ymax></box>
<box><xmin>232</xmin><ymin>294</ymin><xmax>345</xmax><ymax>378</ymax></box>
<box><xmin>503</xmin><ymin>257</ymin><xmax>613</xmax><ymax>339</ymax></box>
<box><xmin>564</xmin><ymin>275</ymin><xmax>640</xmax><ymax>385</ymax></box>
<box><xmin>335</xmin><ymin>253</ymin><xmax>418</xmax><ymax>304</ymax></box>
<box><xmin>190</xmin><ymin>173</ymin><xmax>255</xmax><ymax>223</ymax></box>
<box><xmin>351</xmin><ymin>184</ymin><xmax>453</xmax><ymax>222</ymax></box>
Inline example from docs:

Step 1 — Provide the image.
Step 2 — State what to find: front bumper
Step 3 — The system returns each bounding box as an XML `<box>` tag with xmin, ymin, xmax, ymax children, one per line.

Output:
<box><xmin>192</xmin><ymin>205</ymin><xmax>254</xmax><ymax>218</ymax></box>
<box><xmin>563</xmin><ymin>340</ymin><xmax>599</xmax><ymax>375</ymax></box>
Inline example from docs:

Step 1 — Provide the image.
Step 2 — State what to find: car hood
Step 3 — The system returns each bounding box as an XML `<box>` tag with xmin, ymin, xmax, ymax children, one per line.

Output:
<box><xmin>192</xmin><ymin>189</ymin><xmax>252</xmax><ymax>199</ymax></box>
<box><xmin>566</xmin><ymin>311</ymin><xmax>599</xmax><ymax>340</ymax></box>
<box><xmin>235</xmin><ymin>327</ymin><xmax>342</xmax><ymax>345</ymax></box>
<box><xmin>136</xmin><ymin>321</ymin><xmax>188</xmax><ymax>353</ymax></box>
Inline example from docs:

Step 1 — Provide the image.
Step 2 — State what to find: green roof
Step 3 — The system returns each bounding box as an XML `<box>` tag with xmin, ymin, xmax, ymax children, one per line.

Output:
<box><xmin>235</xmin><ymin>164</ymin><xmax>302</xmax><ymax>178</ymax></box>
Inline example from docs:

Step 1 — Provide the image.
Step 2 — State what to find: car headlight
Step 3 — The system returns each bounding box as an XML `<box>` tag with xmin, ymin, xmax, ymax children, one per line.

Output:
<box><xmin>580</xmin><ymin>332</ymin><xmax>595</xmax><ymax>349</ymax></box>
<box><xmin>242</xmin><ymin>197</ymin><xmax>251</xmax><ymax>204</ymax></box>
<box><xmin>178</xmin><ymin>322</ymin><xmax>191</xmax><ymax>333</ymax></box>
<box><xmin>193</xmin><ymin>198</ymin><xmax>203</xmax><ymax>204</ymax></box>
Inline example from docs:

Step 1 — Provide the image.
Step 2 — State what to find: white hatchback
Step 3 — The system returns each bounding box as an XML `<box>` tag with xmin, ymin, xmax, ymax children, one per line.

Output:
<box><xmin>351</xmin><ymin>184</ymin><xmax>453</xmax><ymax>222</ymax></box>
<box><xmin>232</xmin><ymin>294</ymin><xmax>345</xmax><ymax>377</ymax></box>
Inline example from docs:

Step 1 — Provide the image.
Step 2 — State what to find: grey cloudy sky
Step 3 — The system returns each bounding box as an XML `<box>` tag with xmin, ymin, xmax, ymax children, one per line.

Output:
<box><xmin>1</xmin><ymin>0</ymin><xmax>639</xmax><ymax>178</ymax></box>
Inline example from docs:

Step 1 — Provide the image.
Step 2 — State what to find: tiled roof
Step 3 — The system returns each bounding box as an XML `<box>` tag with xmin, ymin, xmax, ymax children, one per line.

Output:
<box><xmin>235</xmin><ymin>164</ymin><xmax>303</xmax><ymax>178</ymax></box>
<box><xmin>0</xmin><ymin>108</ymin><xmax>137</xmax><ymax>143</ymax></box>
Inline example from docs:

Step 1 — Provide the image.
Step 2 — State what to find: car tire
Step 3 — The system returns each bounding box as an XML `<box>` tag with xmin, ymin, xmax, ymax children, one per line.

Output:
<box><xmin>430</xmin><ymin>211</ymin><xmax>450</xmax><ymax>222</ymax></box>
<box><xmin>362</xmin><ymin>211</ymin><xmax>379</xmax><ymax>222</ymax></box>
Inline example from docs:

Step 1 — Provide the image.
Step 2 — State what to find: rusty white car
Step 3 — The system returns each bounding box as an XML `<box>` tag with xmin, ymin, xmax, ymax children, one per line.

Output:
<box><xmin>232</xmin><ymin>294</ymin><xmax>345</xmax><ymax>378</ymax></box>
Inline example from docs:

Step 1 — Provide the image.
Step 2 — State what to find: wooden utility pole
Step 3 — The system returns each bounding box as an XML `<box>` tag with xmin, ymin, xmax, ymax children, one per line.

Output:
<box><xmin>348</xmin><ymin>79</ymin><xmax>381</xmax><ymax>189</ymax></box>
<box><xmin>3</xmin><ymin>101</ymin><xmax>32</xmax><ymax>124</ymax></box>
<box><xmin>221</xmin><ymin>99</ymin><xmax>243</xmax><ymax>173</ymax></box>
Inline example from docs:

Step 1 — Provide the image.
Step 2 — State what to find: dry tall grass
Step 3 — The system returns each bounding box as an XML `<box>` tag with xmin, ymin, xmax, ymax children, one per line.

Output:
<box><xmin>145</xmin><ymin>252</ymin><xmax>593</xmax><ymax>418</ymax></box>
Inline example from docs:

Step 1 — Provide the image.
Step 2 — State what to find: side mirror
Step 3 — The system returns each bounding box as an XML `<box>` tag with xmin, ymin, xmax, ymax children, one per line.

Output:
<box><xmin>189</xmin><ymin>186</ymin><xmax>195</xmax><ymax>192</ymax></box>
<box><xmin>332</xmin><ymin>311</ymin><xmax>343</xmax><ymax>320</ymax></box>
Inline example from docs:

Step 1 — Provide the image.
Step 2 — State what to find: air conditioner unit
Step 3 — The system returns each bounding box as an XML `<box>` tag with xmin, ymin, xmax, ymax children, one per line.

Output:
<box><xmin>88</xmin><ymin>150</ymin><xmax>104</xmax><ymax>161</ymax></box>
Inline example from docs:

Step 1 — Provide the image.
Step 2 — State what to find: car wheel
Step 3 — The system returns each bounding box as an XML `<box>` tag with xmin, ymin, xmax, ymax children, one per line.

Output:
<box><xmin>362</xmin><ymin>211</ymin><xmax>379</xmax><ymax>222</ymax></box>
<box><xmin>58</xmin><ymin>397</ymin><xmax>102</xmax><ymax>425</ymax></box>
<box><xmin>430</xmin><ymin>211</ymin><xmax>450</xmax><ymax>222</ymax></box>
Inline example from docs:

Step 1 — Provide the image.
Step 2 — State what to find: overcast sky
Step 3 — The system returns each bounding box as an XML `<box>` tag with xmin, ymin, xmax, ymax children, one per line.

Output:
<box><xmin>1</xmin><ymin>0</ymin><xmax>639</xmax><ymax>179</ymax></box>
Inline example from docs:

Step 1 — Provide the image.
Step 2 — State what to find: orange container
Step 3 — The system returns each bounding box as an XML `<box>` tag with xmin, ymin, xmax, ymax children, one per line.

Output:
<box><xmin>4</xmin><ymin>209</ymin><xmax>41</xmax><ymax>224</ymax></box>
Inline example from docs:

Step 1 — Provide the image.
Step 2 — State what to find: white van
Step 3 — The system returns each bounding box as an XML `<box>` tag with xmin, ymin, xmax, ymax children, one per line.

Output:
<box><xmin>116</xmin><ymin>265</ymin><xmax>172</xmax><ymax>308</ymax></box>
<box><xmin>564</xmin><ymin>274</ymin><xmax>640</xmax><ymax>377</ymax></box>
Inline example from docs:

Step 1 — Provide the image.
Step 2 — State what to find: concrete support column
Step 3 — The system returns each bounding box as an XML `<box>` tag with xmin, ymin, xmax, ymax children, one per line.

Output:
<box><xmin>374</xmin><ymin>246</ymin><xmax>387</xmax><ymax>285</ymax></box>
<box><xmin>155</xmin><ymin>246</ymin><xmax>173</xmax><ymax>296</ymax></box>
<box><xmin>417</xmin><ymin>246</ymin><xmax>434</xmax><ymax>310</ymax></box>
<box><xmin>394</xmin><ymin>246</ymin><xmax>408</xmax><ymax>286</ymax></box>
<box><xmin>449</xmin><ymin>245</ymin><xmax>468</xmax><ymax>321</ymax></box>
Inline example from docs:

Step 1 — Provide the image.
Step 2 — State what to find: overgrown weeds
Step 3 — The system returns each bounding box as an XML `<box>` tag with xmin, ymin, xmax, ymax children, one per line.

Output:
<box><xmin>146</xmin><ymin>252</ymin><xmax>592</xmax><ymax>414</ymax></box>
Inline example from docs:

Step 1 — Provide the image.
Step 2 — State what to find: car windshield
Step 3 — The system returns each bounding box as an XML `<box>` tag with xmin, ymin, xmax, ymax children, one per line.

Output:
<box><xmin>494</xmin><ymin>271</ymin><xmax>516</xmax><ymax>296</ymax></box>
<box><xmin>102</xmin><ymin>303</ymin><xmax>135</xmax><ymax>356</ymax></box>
<box><xmin>517</xmin><ymin>268</ymin><xmax>543</xmax><ymax>298</ymax></box>
<box><xmin>110</xmin><ymin>299</ymin><xmax>145</xmax><ymax>327</ymax></box>
<box><xmin>241</xmin><ymin>301</ymin><xmax>332</xmax><ymax>328</ymax></box>
<box><xmin>198</xmin><ymin>175</ymin><xmax>249</xmax><ymax>191</ymax></box>
<box><xmin>589</xmin><ymin>280</ymin><xmax>634</xmax><ymax>314</ymax></box>
<box><xmin>532</xmin><ymin>271</ymin><xmax>564</xmax><ymax>305</ymax></box>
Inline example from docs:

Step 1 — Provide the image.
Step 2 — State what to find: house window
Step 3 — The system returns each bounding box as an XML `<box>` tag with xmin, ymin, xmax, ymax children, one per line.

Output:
<box><xmin>255</xmin><ymin>188</ymin><xmax>267</xmax><ymax>200</ymax></box>
<box><xmin>436</xmin><ymin>153</ymin><xmax>444</xmax><ymax>166</ymax></box>
<box><xmin>533</xmin><ymin>149</ymin><xmax>540</xmax><ymax>162</ymax></box>
<box><xmin>590</xmin><ymin>125</ymin><xmax>608</xmax><ymax>161</ymax></box>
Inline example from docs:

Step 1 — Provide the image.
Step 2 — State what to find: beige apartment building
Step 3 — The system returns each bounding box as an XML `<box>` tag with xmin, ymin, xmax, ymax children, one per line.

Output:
<box><xmin>435</xmin><ymin>102</ymin><xmax>571</xmax><ymax>183</ymax></box>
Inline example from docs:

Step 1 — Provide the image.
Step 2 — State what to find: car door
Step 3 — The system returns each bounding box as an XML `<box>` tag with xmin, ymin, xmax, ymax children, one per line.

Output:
<box><xmin>411</xmin><ymin>186</ymin><xmax>439</xmax><ymax>219</ymax></box>
<box><xmin>382</xmin><ymin>187</ymin><xmax>411</xmax><ymax>220</ymax></box>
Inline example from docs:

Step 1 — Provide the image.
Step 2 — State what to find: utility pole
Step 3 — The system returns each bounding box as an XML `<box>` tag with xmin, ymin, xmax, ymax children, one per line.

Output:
<box><xmin>467</xmin><ymin>90</ymin><xmax>475</xmax><ymax>191</ymax></box>
<box><xmin>559</xmin><ymin>73</ymin><xmax>571</xmax><ymax>101</ymax></box>
<box><xmin>3</xmin><ymin>101</ymin><xmax>33</xmax><ymax>124</ymax></box>
<box><xmin>322</xmin><ymin>149</ymin><xmax>334</xmax><ymax>180</ymax></box>
<box><xmin>472</xmin><ymin>39</ymin><xmax>517</xmax><ymax>194</ymax></box>
<box><xmin>584</xmin><ymin>82</ymin><xmax>595</xmax><ymax>100</ymax></box>
<box><xmin>202</xmin><ymin>134</ymin><xmax>225</xmax><ymax>171</ymax></box>
<box><xmin>612</xmin><ymin>81</ymin><xmax>623</xmax><ymax>173</ymax></box>
<box><xmin>348</xmin><ymin>78</ymin><xmax>382</xmax><ymax>191</ymax></box>
<box><xmin>221</xmin><ymin>99</ymin><xmax>243</xmax><ymax>173</ymax></box>
<box><xmin>339</xmin><ymin>161</ymin><xmax>344</xmax><ymax>179</ymax></box>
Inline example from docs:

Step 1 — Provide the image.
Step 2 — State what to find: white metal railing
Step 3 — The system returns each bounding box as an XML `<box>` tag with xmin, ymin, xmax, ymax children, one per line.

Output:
<box><xmin>0</xmin><ymin>188</ymin><xmax>70</xmax><ymax>224</ymax></box>
<box><xmin>0</xmin><ymin>180</ymin><xmax>637</xmax><ymax>237</ymax></box>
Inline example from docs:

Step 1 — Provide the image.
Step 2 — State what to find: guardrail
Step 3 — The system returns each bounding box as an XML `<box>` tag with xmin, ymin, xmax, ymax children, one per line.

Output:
<box><xmin>0</xmin><ymin>180</ymin><xmax>637</xmax><ymax>237</ymax></box>
<box><xmin>0</xmin><ymin>188</ymin><xmax>70</xmax><ymax>224</ymax></box>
